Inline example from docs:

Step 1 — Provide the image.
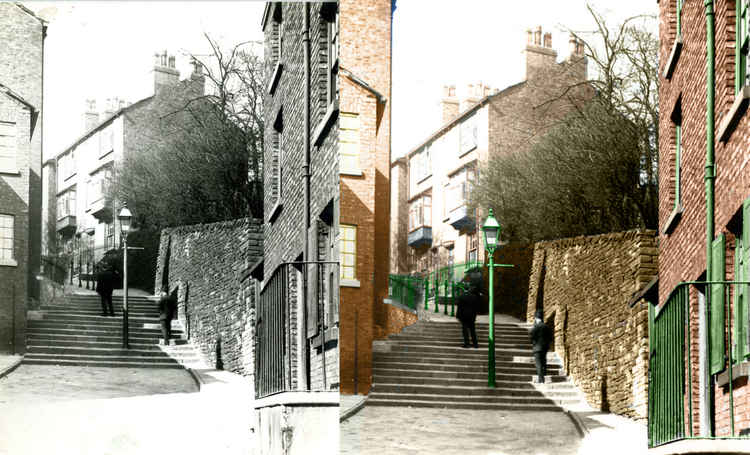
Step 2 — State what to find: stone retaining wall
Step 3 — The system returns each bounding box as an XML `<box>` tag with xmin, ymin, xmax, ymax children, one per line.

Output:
<box><xmin>527</xmin><ymin>229</ymin><xmax>657</xmax><ymax>419</ymax></box>
<box><xmin>154</xmin><ymin>218</ymin><xmax>263</xmax><ymax>380</ymax></box>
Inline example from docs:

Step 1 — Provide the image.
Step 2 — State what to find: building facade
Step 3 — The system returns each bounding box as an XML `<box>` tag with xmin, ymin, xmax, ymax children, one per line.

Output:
<box><xmin>338</xmin><ymin>0</ymin><xmax>410</xmax><ymax>396</ymax></box>
<box><xmin>253</xmin><ymin>2</ymin><xmax>339</xmax><ymax>454</ymax></box>
<box><xmin>0</xmin><ymin>3</ymin><xmax>45</xmax><ymax>355</ymax></box>
<box><xmin>42</xmin><ymin>53</ymin><xmax>205</xmax><ymax>287</ymax></box>
<box><xmin>391</xmin><ymin>28</ymin><xmax>588</xmax><ymax>280</ymax></box>
<box><xmin>653</xmin><ymin>0</ymin><xmax>750</xmax><ymax>449</ymax></box>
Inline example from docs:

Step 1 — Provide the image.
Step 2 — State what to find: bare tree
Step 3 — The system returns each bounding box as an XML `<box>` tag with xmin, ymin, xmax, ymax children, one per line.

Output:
<box><xmin>113</xmin><ymin>34</ymin><xmax>264</xmax><ymax>231</ymax></box>
<box><xmin>471</xmin><ymin>7</ymin><xmax>658</xmax><ymax>242</ymax></box>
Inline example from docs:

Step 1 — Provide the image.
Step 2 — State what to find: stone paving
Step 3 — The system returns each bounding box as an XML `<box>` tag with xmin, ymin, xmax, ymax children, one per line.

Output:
<box><xmin>341</xmin><ymin>405</ymin><xmax>582</xmax><ymax>455</ymax></box>
<box><xmin>0</xmin><ymin>364</ymin><xmax>253</xmax><ymax>455</ymax></box>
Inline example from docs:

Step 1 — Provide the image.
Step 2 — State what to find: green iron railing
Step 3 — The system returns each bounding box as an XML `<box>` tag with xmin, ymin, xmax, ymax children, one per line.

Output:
<box><xmin>649</xmin><ymin>281</ymin><xmax>750</xmax><ymax>448</ymax></box>
<box><xmin>387</xmin><ymin>275</ymin><xmax>423</xmax><ymax>310</ymax></box>
<box><xmin>424</xmin><ymin>261</ymin><xmax>483</xmax><ymax>316</ymax></box>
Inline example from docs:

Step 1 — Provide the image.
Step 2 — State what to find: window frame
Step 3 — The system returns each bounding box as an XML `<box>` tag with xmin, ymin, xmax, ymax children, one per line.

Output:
<box><xmin>340</xmin><ymin>112</ymin><xmax>361</xmax><ymax>175</ymax></box>
<box><xmin>340</xmin><ymin>224</ymin><xmax>357</xmax><ymax>285</ymax></box>
<box><xmin>408</xmin><ymin>193</ymin><xmax>432</xmax><ymax>233</ymax></box>
<box><xmin>325</xmin><ymin>4</ymin><xmax>339</xmax><ymax>107</ymax></box>
<box><xmin>738</xmin><ymin>0</ymin><xmax>750</xmax><ymax>94</ymax></box>
<box><xmin>0</xmin><ymin>120</ymin><xmax>17</xmax><ymax>174</ymax></box>
<box><xmin>0</xmin><ymin>214</ymin><xmax>15</xmax><ymax>265</ymax></box>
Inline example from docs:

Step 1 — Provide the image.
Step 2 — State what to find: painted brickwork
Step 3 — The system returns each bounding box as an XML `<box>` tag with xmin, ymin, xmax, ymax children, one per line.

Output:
<box><xmin>154</xmin><ymin>218</ymin><xmax>263</xmax><ymax>377</ymax></box>
<box><xmin>527</xmin><ymin>230</ymin><xmax>657</xmax><ymax>419</ymax></box>
<box><xmin>0</xmin><ymin>4</ymin><xmax>44</xmax><ymax>355</ymax></box>
<box><xmin>658</xmin><ymin>0</ymin><xmax>750</xmax><ymax>439</ymax></box>
<box><xmin>339</xmin><ymin>0</ymin><xmax>399</xmax><ymax>395</ymax></box>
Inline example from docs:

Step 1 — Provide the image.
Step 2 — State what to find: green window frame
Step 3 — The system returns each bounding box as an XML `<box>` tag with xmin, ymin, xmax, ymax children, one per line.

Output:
<box><xmin>736</xmin><ymin>200</ymin><xmax>750</xmax><ymax>361</ymax></box>
<box><xmin>710</xmin><ymin>234</ymin><xmax>726</xmax><ymax>375</ymax></box>
<box><xmin>737</xmin><ymin>0</ymin><xmax>749</xmax><ymax>93</ymax></box>
<box><xmin>677</xmin><ymin>0</ymin><xmax>683</xmax><ymax>36</ymax></box>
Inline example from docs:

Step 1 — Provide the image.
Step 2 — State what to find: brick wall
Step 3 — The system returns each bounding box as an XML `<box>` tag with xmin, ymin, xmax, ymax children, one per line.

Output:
<box><xmin>154</xmin><ymin>218</ymin><xmax>263</xmax><ymax>378</ymax></box>
<box><xmin>527</xmin><ymin>230</ymin><xmax>657</xmax><ymax>419</ymax></box>
<box><xmin>0</xmin><ymin>4</ymin><xmax>44</xmax><ymax>355</ymax></box>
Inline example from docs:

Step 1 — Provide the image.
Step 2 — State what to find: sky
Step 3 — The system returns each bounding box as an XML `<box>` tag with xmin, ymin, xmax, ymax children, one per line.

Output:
<box><xmin>22</xmin><ymin>1</ymin><xmax>266</xmax><ymax>161</ymax></box>
<box><xmin>391</xmin><ymin>0</ymin><xmax>658</xmax><ymax>158</ymax></box>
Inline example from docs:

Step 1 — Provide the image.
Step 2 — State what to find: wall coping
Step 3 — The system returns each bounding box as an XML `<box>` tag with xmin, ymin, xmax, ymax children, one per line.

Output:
<box><xmin>254</xmin><ymin>391</ymin><xmax>339</xmax><ymax>409</ymax></box>
<box><xmin>161</xmin><ymin>217</ymin><xmax>263</xmax><ymax>237</ymax></box>
<box><xmin>533</xmin><ymin>229</ymin><xmax>657</xmax><ymax>251</ymax></box>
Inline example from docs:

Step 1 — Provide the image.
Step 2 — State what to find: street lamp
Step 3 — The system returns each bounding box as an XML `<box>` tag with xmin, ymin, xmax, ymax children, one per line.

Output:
<box><xmin>85</xmin><ymin>227</ymin><xmax>95</xmax><ymax>289</ymax></box>
<box><xmin>482</xmin><ymin>208</ymin><xmax>502</xmax><ymax>388</ymax></box>
<box><xmin>118</xmin><ymin>205</ymin><xmax>132</xmax><ymax>349</ymax></box>
<box><xmin>76</xmin><ymin>230</ymin><xmax>83</xmax><ymax>287</ymax></box>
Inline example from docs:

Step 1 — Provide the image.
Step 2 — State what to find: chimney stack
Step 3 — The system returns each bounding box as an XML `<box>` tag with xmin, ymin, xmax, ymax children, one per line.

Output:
<box><xmin>153</xmin><ymin>50</ymin><xmax>180</xmax><ymax>95</ymax></box>
<box><xmin>459</xmin><ymin>82</ymin><xmax>490</xmax><ymax>113</ymax></box>
<box><xmin>441</xmin><ymin>85</ymin><xmax>459</xmax><ymax>123</ymax></box>
<box><xmin>523</xmin><ymin>26</ymin><xmax>557</xmax><ymax>81</ymax></box>
<box><xmin>83</xmin><ymin>99</ymin><xmax>99</xmax><ymax>132</ymax></box>
<box><xmin>569</xmin><ymin>33</ymin><xmax>585</xmax><ymax>57</ymax></box>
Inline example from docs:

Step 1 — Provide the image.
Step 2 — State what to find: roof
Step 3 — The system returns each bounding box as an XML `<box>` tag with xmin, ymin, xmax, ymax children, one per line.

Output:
<box><xmin>340</xmin><ymin>67</ymin><xmax>387</xmax><ymax>104</ymax></box>
<box><xmin>0</xmin><ymin>81</ymin><xmax>38</xmax><ymax>112</ymax></box>
<box><xmin>405</xmin><ymin>80</ymin><xmax>526</xmax><ymax>159</ymax></box>
<box><xmin>12</xmin><ymin>3</ymin><xmax>48</xmax><ymax>25</ymax></box>
<box><xmin>55</xmin><ymin>95</ymin><xmax>154</xmax><ymax>159</ymax></box>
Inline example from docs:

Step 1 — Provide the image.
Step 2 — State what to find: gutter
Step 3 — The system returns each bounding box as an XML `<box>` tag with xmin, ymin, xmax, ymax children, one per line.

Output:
<box><xmin>302</xmin><ymin>1</ymin><xmax>311</xmax><ymax>390</ymax></box>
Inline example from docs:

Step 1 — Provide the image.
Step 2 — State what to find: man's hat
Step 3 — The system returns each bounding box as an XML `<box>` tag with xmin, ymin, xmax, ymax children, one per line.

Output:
<box><xmin>535</xmin><ymin>309</ymin><xmax>544</xmax><ymax>319</ymax></box>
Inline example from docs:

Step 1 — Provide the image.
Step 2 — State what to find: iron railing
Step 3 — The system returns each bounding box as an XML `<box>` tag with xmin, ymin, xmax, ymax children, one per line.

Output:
<box><xmin>649</xmin><ymin>281</ymin><xmax>750</xmax><ymax>447</ymax></box>
<box><xmin>387</xmin><ymin>275</ymin><xmax>423</xmax><ymax>310</ymax></box>
<box><xmin>424</xmin><ymin>261</ymin><xmax>482</xmax><ymax>315</ymax></box>
<box><xmin>256</xmin><ymin>264</ymin><xmax>291</xmax><ymax>398</ymax></box>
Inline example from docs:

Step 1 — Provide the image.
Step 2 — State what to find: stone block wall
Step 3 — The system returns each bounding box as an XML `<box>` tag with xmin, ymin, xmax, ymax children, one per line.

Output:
<box><xmin>154</xmin><ymin>218</ymin><xmax>263</xmax><ymax>378</ymax></box>
<box><xmin>493</xmin><ymin>242</ymin><xmax>534</xmax><ymax>320</ymax></box>
<box><xmin>527</xmin><ymin>230</ymin><xmax>657</xmax><ymax>419</ymax></box>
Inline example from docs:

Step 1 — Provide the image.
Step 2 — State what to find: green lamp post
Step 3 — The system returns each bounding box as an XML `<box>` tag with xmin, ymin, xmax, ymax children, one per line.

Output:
<box><xmin>482</xmin><ymin>209</ymin><xmax>500</xmax><ymax>387</ymax></box>
<box><xmin>118</xmin><ymin>205</ymin><xmax>132</xmax><ymax>349</ymax></box>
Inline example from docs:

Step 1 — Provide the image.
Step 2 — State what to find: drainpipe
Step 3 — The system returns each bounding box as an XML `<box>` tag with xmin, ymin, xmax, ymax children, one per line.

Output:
<box><xmin>301</xmin><ymin>2</ymin><xmax>311</xmax><ymax>391</ymax></box>
<box><xmin>702</xmin><ymin>0</ymin><xmax>716</xmax><ymax>436</ymax></box>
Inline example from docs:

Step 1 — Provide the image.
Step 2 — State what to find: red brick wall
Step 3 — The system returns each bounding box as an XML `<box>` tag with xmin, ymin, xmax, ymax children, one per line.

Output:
<box><xmin>339</xmin><ymin>0</ymin><xmax>394</xmax><ymax>395</ymax></box>
<box><xmin>659</xmin><ymin>0</ymin><xmax>750</xmax><ymax>437</ymax></box>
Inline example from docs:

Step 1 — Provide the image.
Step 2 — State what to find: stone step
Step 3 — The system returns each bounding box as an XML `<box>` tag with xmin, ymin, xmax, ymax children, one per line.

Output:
<box><xmin>373</xmin><ymin>351</ymin><xmax>550</xmax><ymax>364</ymax></box>
<box><xmin>372</xmin><ymin>359</ymin><xmax>559</xmax><ymax>374</ymax></box>
<box><xmin>388</xmin><ymin>333</ymin><xmax>529</xmax><ymax>343</ymax></box>
<box><xmin>22</xmin><ymin>357</ymin><xmax>184</xmax><ymax>369</ymax></box>
<box><xmin>365</xmin><ymin>397</ymin><xmax>563</xmax><ymax>411</ymax></box>
<box><xmin>380</xmin><ymin>345</ymin><xmax>534</xmax><ymax>357</ymax></box>
<box><xmin>402</xmin><ymin>325</ymin><xmax>529</xmax><ymax>335</ymax></box>
<box><xmin>37</xmin><ymin>313</ymin><xmax>159</xmax><ymax>323</ymax></box>
<box><xmin>372</xmin><ymin>373</ymin><xmax>572</xmax><ymax>389</ymax></box>
<box><xmin>367</xmin><ymin>391</ymin><xmax>579</xmax><ymax>406</ymax></box>
<box><xmin>28</xmin><ymin>320</ymin><xmax>183</xmax><ymax>332</ymax></box>
<box><xmin>372</xmin><ymin>368</ymin><xmax>568</xmax><ymax>383</ymax></box>
<box><xmin>27</xmin><ymin>327</ymin><xmax>182</xmax><ymax>338</ymax></box>
<box><xmin>382</xmin><ymin>340</ymin><xmax>532</xmax><ymax>350</ymax></box>
<box><xmin>28</xmin><ymin>333</ymin><xmax>167</xmax><ymax>343</ymax></box>
<box><xmin>27</xmin><ymin>339</ymin><xmax>187</xmax><ymax>351</ymax></box>
<box><xmin>26</xmin><ymin>345</ymin><xmax>178</xmax><ymax>357</ymax></box>
<box><xmin>371</xmin><ymin>382</ymin><xmax>579</xmax><ymax>398</ymax></box>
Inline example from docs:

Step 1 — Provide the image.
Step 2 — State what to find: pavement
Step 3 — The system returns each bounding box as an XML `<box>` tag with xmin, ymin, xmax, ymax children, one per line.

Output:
<box><xmin>0</xmin><ymin>359</ymin><xmax>254</xmax><ymax>455</ymax></box>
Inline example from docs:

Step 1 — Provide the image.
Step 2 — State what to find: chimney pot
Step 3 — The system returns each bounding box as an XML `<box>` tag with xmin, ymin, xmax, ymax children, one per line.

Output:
<box><xmin>168</xmin><ymin>55</ymin><xmax>176</xmax><ymax>69</ymax></box>
<box><xmin>543</xmin><ymin>32</ymin><xmax>552</xmax><ymax>48</ymax></box>
<box><xmin>526</xmin><ymin>29</ymin><xmax>532</xmax><ymax>45</ymax></box>
<box><xmin>534</xmin><ymin>26</ymin><xmax>542</xmax><ymax>46</ymax></box>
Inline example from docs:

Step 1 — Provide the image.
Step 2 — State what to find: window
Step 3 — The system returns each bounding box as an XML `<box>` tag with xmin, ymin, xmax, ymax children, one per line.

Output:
<box><xmin>737</xmin><ymin>0</ymin><xmax>749</xmax><ymax>93</ymax></box>
<box><xmin>676</xmin><ymin>0</ymin><xmax>683</xmax><ymax>36</ymax></box>
<box><xmin>409</xmin><ymin>194</ymin><xmax>432</xmax><ymax>232</ymax></box>
<box><xmin>57</xmin><ymin>190</ymin><xmax>77</xmax><ymax>220</ymax></box>
<box><xmin>0</xmin><ymin>120</ymin><xmax>16</xmax><ymax>173</ymax></box>
<box><xmin>59</xmin><ymin>150</ymin><xmax>77</xmax><ymax>182</ymax></box>
<box><xmin>459</xmin><ymin>113</ymin><xmax>478</xmax><ymax>156</ymax></box>
<box><xmin>412</xmin><ymin>146</ymin><xmax>431</xmax><ymax>184</ymax></box>
<box><xmin>448</xmin><ymin>166</ymin><xmax>476</xmax><ymax>211</ymax></box>
<box><xmin>340</xmin><ymin>113</ymin><xmax>360</xmax><ymax>174</ymax></box>
<box><xmin>88</xmin><ymin>167</ymin><xmax>112</xmax><ymax>206</ymax></box>
<box><xmin>325</xmin><ymin>4</ymin><xmax>339</xmax><ymax>106</ymax></box>
<box><xmin>467</xmin><ymin>232</ymin><xmax>478</xmax><ymax>263</ymax></box>
<box><xmin>340</xmin><ymin>224</ymin><xmax>356</xmax><ymax>281</ymax></box>
<box><xmin>736</xmin><ymin>199</ymin><xmax>750</xmax><ymax>362</ymax></box>
<box><xmin>104</xmin><ymin>220</ymin><xmax>115</xmax><ymax>250</ymax></box>
<box><xmin>0</xmin><ymin>214</ymin><xmax>14</xmax><ymax>261</ymax></box>
<box><xmin>270</xmin><ymin>111</ymin><xmax>283</xmax><ymax>218</ymax></box>
<box><xmin>99</xmin><ymin>127</ymin><xmax>114</xmax><ymax>157</ymax></box>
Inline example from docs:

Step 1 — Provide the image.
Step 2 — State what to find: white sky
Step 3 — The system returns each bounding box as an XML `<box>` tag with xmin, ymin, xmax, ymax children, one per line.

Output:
<box><xmin>391</xmin><ymin>0</ymin><xmax>658</xmax><ymax>158</ymax></box>
<box><xmin>22</xmin><ymin>1</ymin><xmax>266</xmax><ymax>161</ymax></box>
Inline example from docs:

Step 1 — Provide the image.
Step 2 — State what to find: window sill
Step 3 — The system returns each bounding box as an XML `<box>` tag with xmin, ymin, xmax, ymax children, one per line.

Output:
<box><xmin>267</xmin><ymin>62</ymin><xmax>283</xmax><ymax>96</ymax></box>
<box><xmin>0</xmin><ymin>170</ymin><xmax>20</xmax><ymax>176</ymax></box>
<box><xmin>662</xmin><ymin>204</ymin><xmax>683</xmax><ymax>235</ymax></box>
<box><xmin>716</xmin><ymin>360</ymin><xmax>750</xmax><ymax>387</ymax></box>
<box><xmin>313</xmin><ymin>100</ymin><xmax>338</xmax><ymax>147</ymax></box>
<box><xmin>311</xmin><ymin>326</ymin><xmax>338</xmax><ymax>348</ymax></box>
<box><xmin>0</xmin><ymin>258</ymin><xmax>18</xmax><ymax>267</ymax></box>
<box><xmin>718</xmin><ymin>85</ymin><xmax>750</xmax><ymax>142</ymax></box>
<box><xmin>340</xmin><ymin>279</ymin><xmax>360</xmax><ymax>288</ymax></box>
<box><xmin>268</xmin><ymin>201</ymin><xmax>283</xmax><ymax>224</ymax></box>
<box><xmin>663</xmin><ymin>35</ymin><xmax>682</xmax><ymax>80</ymax></box>
<box><xmin>340</xmin><ymin>169</ymin><xmax>363</xmax><ymax>177</ymax></box>
<box><xmin>417</xmin><ymin>174</ymin><xmax>432</xmax><ymax>185</ymax></box>
<box><xmin>459</xmin><ymin>144</ymin><xmax>477</xmax><ymax>158</ymax></box>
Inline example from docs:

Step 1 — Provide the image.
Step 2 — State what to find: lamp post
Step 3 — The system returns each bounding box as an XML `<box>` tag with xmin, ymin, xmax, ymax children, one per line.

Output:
<box><xmin>482</xmin><ymin>209</ymin><xmax>500</xmax><ymax>387</ymax></box>
<box><xmin>76</xmin><ymin>230</ymin><xmax>83</xmax><ymax>287</ymax></box>
<box><xmin>85</xmin><ymin>227</ymin><xmax>95</xmax><ymax>289</ymax></box>
<box><xmin>118</xmin><ymin>205</ymin><xmax>132</xmax><ymax>349</ymax></box>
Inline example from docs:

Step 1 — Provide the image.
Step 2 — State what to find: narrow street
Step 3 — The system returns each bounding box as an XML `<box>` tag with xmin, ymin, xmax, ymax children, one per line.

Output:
<box><xmin>0</xmin><ymin>364</ymin><xmax>253</xmax><ymax>455</ymax></box>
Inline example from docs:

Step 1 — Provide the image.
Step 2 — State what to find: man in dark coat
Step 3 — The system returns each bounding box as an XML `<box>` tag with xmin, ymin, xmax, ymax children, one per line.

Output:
<box><xmin>158</xmin><ymin>285</ymin><xmax>177</xmax><ymax>345</ymax></box>
<box><xmin>456</xmin><ymin>270</ymin><xmax>484</xmax><ymax>348</ymax></box>
<box><xmin>530</xmin><ymin>309</ymin><xmax>553</xmax><ymax>383</ymax></box>
<box><xmin>95</xmin><ymin>264</ymin><xmax>115</xmax><ymax>316</ymax></box>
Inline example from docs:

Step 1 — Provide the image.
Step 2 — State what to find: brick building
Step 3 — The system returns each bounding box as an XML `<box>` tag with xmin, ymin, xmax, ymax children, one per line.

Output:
<box><xmin>390</xmin><ymin>28</ymin><xmax>588</xmax><ymax>284</ymax></box>
<box><xmin>253</xmin><ymin>2</ymin><xmax>339</xmax><ymax>454</ymax></box>
<box><xmin>652</xmin><ymin>0</ymin><xmax>750</xmax><ymax>449</ymax></box>
<box><xmin>338</xmin><ymin>0</ymin><xmax>413</xmax><ymax>396</ymax></box>
<box><xmin>42</xmin><ymin>52</ymin><xmax>205</xmax><ymax>288</ymax></box>
<box><xmin>0</xmin><ymin>3</ymin><xmax>46</xmax><ymax>355</ymax></box>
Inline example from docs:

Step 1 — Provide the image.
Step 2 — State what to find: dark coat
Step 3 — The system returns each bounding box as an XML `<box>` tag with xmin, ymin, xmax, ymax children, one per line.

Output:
<box><xmin>96</xmin><ymin>269</ymin><xmax>115</xmax><ymax>297</ymax></box>
<box><xmin>456</xmin><ymin>290</ymin><xmax>479</xmax><ymax>324</ymax></box>
<box><xmin>530</xmin><ymin>320</ymin><xmax>553</xmax><ymax>353</ymax></box>
<box><xmin>158</xmin><ymin>293</ymin><xmax>177</xmax><ymax>321</ymax></box>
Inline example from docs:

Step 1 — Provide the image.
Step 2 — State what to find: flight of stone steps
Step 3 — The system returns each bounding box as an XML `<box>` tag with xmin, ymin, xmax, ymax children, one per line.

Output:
<box><xmin>24</xmin><ymin>293</ymin><xmax>204</xmax><ymax>369</ymax></box>
<box><xmin>368</xmin><ymin>317</ymin><xmax>590</xmax><ymax>411</ymax></box>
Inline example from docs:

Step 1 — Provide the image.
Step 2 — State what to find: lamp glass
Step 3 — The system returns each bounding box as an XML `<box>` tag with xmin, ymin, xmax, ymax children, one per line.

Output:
<box><xmin>118</xmin><ymin>206</ymin><xmax>132</xmax><ymax>234</ymax></box>
<box><xmin>482</xmin><ymin>208</ymin><xmax>501</xmax><ymax>251</ymax></box>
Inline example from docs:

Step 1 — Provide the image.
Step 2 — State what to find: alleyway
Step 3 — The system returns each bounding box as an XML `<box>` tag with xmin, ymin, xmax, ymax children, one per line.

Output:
<box><xmin>0</xmin><ymin>364</ymin><xmax>253</xmax><ymax>455</ymax></box>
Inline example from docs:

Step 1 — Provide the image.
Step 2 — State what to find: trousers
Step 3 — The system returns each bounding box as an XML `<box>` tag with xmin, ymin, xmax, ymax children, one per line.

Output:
<box><xmin>534</xmin><ymin>351</ymin><xmax>547</xmax><ymax>382</ymax></box>
<box><xmin>461</xmin><ymin>319</ymin><xmax>478</xmax><ymax>347</ymax></box>
<box><xmin>100</xmin><ymin>294</ymin><xmax>114</xmax><ymax>316</ymax></box>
